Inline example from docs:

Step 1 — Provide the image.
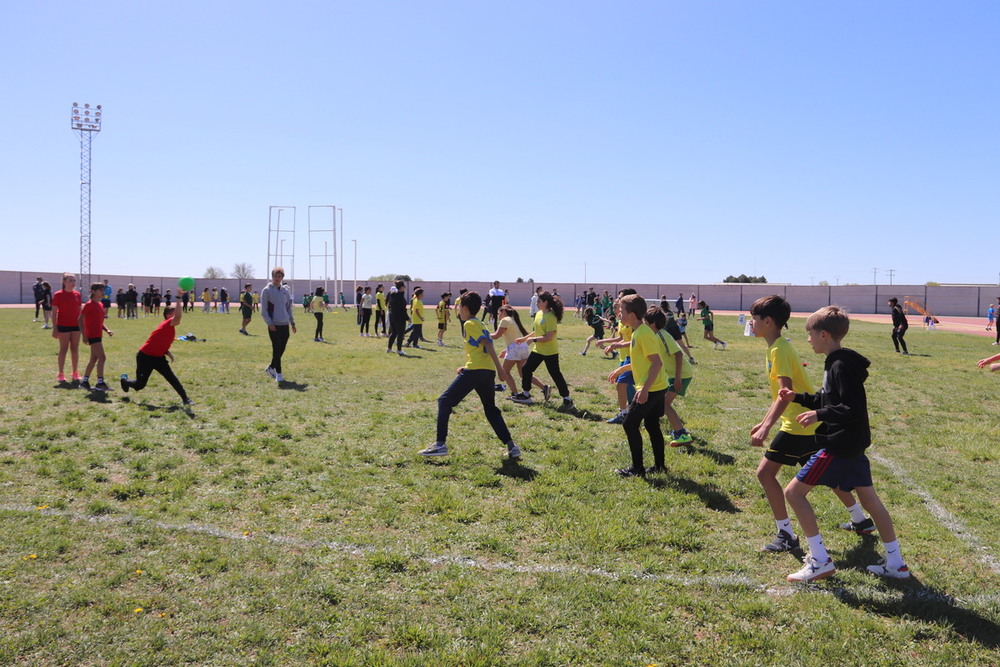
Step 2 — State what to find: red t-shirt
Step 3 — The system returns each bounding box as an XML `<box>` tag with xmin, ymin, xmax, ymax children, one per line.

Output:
<box><xmin>139</xmin><ymin>318</ymin><xmax>176</xmax><ymax>357</ymax></box>
<box><xmin>81</xmin><ymin>301</ymin><xmax>105</xmax><ymax>339</ymax></box>
<box><xmin>51</xmin><ymin>290</ymin><xmax>82</xmax><ymax>327</ymax></box>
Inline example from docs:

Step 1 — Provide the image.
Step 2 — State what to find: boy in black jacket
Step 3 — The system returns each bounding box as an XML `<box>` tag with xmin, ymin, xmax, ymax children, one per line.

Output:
<box><xmin>778</xmin><ymin>306</ymin><xmax>910</xmax><ymax>583</ymax></box>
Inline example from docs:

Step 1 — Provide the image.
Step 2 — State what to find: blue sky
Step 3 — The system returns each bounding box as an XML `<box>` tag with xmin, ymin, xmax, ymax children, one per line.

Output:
<box><xmin>2</xmin><ymin>1</ymin><xmax>996</xmax><ymax>286</ymax></box>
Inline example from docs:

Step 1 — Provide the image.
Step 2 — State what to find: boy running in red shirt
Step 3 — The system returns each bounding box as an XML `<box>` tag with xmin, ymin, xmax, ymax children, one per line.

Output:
<box><xmin>120</xmin><ymin>295</ymin><xmax>194</xmax><ymax>405</ymax></box>
<box><xmin>78</xmin><ymin>282</ymin><xmax>114</xmax><ymax>391</ymax></box>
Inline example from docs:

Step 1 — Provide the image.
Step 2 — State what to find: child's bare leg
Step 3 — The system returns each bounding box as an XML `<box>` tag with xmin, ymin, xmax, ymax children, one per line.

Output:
<box><xmin>57</xmin><ymin>336</ymin><xmax>69</xmax><ymax>373</ymax></box>
<box><xmin>69</xmin><ymin>332</ymin><xmax>80</xmax><ymax>372</ymax></box>
<box><xmin>784</xmin><ymin>478</ymin><xmax>820</xmax><ymax>537</ymax></box>
<box><xmin>503</xmin><ymin>360</ymin><xmax>519</xmax><ymax>394</ymax></box>
<box><xmin>84</xmin><ymin>344</ymin><xmax>98</xmax><ymax>378</ymax></box>
<box><xmin>663</xmin><ymin>393</ymin><xmax>683</xmax><ymax>431</ymax></box>
<box><xmin>582</xmin><ymin>335</ymin><xmax>593</xmax><ymax>354</ymax></box>
<box><xmin>95</xmin><ymin>344</ymin><xmax>106</xmax><ymax>378</ymax></box>
<box><xmin>757</xmin><ymin>459</ymin><xmax>790</xmax><ymax>521</ymax></box>
<box><xmin>832</xmin><ymin>487</ymin><xmax>859</xmax><ymax>508</ymax></box>
<box><xmin>854</xmin><ymin>486</ymin><xmax>897</xmax><ymax>543</ymax></box>
<box><xmin>615</xmin><ymin>383</ymin><xmax>628</xmax><ymax>410</ymax></box>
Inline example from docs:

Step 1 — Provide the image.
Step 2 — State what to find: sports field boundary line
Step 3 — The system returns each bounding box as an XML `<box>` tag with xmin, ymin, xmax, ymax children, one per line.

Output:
<box><xmin>2</xmin><ymin>503</ymin><xmax>996</xmax><ymax>608</ymax></box>
<box><xmin>870</xmin><ymin>453</ymin><xmax>1000</xmax><ymax>575</ymax></box>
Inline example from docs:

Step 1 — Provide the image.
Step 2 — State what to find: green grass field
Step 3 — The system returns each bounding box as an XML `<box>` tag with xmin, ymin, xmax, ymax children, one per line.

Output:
<box><xmin>1</xmin><ymin>305</ymin><xmax>998</xmax><ymax>665</ymax></box>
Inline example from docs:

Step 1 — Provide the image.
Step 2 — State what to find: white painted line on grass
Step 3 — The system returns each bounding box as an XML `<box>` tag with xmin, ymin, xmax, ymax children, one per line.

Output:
<box><xmin>871</xmin><ymin>453</ymin><xmax>1000</xmax><ymax>575</ymax></box>
<box><xmin>2</xmin><ymin>502</ymin><xmax>997</xmax><ymax>608</ymax></box>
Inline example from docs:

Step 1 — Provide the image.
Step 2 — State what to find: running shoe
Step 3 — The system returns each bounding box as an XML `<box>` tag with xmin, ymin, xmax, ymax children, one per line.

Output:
<box><xmin>669</xmin><ymin>432</ymin><xmax>693</xmax><ymax>447</ymax></box>
<box><xmin>606</xmin><ymin>410</ymin><xmax>627</xmax><ymax>425</ymax></box>
<box><xmin>763</xmin><ymin>530</ymin><xmax>800</xmax><ymax>553</ymax></box>
<box><xmin>94</xmin><ymin>381</ymin><xmax>110</xmax><ymax>392</ymax></box>
<box><xmin>511</xmin><ymin>393</ymin><xmax>534</xmax><ymax>405</ymax></box>
<box><xmin>644</xmin><ymin>465</ymin><xmax>667</xmax><ymax>475</ymax></box>
<box><xmin>866</xmin><ymin>559</ymin><xmax>911</xmax><ymax>580</ymax></box>
<box><xmin>120</xmin><ymin>374</ymin><xmax>130</xmax><ymax>392</ymax></box>
<box><xmin>265</xmin><ymin>366</ymin><xmax>277</xmax><ymax>379</ymax></box>
<box><xmin>71</xmin><ymin>371</ymin><xmax>82</xmax><ymax>381</ymax></box>
<box><xmin>506</xmin><ymin>443</ymin><xmax>522</xmax><ymax>459</ymax></box>
<box><xmin>418</xmin><ymin>442</ymin><xmax>449</xmax><ymax>457</ymax></box>
<box><xmin>615</xmin><ymin>466</ymin><xmax>645</xmax><ymax>478</ymax></box>
<box><xmin>839</xmin><ymin>518</ymin><xmax>876</xmax><ymax>535</ymax></box>
<box><xmin>542</xmin><ymin>385</ymin><xmax>552</xmax><ymax>401</ymax></box>
<box><xmin>56</xmin><ymin>373</ymin><xmax>66</xmax><ymax>383</ymax></box>
<box><xmin>78</xmin><ymin>379</ymin><xmax>91</xmax><ymax>391</ymax></box>
<box><xmin>787</xmin><ymin>554</ymin><xmax>835</xmax><ymax>582</ymax></box>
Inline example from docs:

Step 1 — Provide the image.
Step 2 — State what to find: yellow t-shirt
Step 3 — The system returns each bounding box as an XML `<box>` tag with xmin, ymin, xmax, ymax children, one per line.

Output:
<box><xmin>436</xmin><ymin>300</ymin><xmax>448</xmax><ymax>323</ymax></box>
<box><xmin>463</xmin><ymin>318</ymin><xmax>495</xmax><ymax>371</ymax></box>
<box><xmin>411</xmin><ymin>297</ymin><xmax>425</xmax><ymax>323</ymax></box>
<box><xmin>768</xmin><ymin>337</ymin><xmax>820</xmax><ymax>435</ymax></box>
<box><xmin>629</xmin><ymin>324</ymin><xmax>668</xmax><ymax>393</ymax></box>
<box><xmin>497</xmin><ymin>316</ymin><xmax>518</xmax><ymax>347</ymax></box>
<box><xmin>532</xmin><ymin>311</ymin><xmax>559</xmax><ymax>356</ymax></box>
<box><xmin>310</xmin><ymin>296</ymin><xmax>325</xmax><ymax>313</ymax></box>
<box><xmin>619</xmin><ymin>324</ymin><xmax>633</xmax><ymax>360</ymax></box>
<box><xmin>657</xmin><ymin>329</ymin><xmax>693</xmax><ymax>380</ymax></box>
<box><xmin>375</xmin><ymin>291</ymin><xmax>386</xmax><ymax>311</ymax></box>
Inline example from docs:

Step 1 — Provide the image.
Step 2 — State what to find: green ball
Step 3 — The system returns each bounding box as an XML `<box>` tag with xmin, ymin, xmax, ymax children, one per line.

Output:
<box><xmin>178</xmin><ymin>277</ymin><xmax>195</xmax><ymax>291</ymax></box>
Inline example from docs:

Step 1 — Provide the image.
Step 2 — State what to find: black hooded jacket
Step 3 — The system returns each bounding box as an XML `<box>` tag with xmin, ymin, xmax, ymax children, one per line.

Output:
<box><xmin>792</xmin><ymin>348</ymin><xmax>872</xmax><ymax>458</ymax></box>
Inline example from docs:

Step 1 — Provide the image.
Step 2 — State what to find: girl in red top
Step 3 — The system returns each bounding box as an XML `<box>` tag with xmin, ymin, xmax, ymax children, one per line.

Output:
<box><xmin>120</xmin><ymin>295</ymin><xmax>193</xmax><ymax>405</ymax></box>
<box><xmin>51</xmin><ymin>273</ymin><xmax>83</xmax><ymax>382</ymax></box>
<box><xmin>78</xmin><ymin>282</ymin><xmax>114</xmax><ymax>391</ymax></box>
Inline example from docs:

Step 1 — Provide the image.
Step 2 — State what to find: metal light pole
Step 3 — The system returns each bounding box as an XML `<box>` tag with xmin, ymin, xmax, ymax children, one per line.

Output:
<box><xmin>71</xmin><ymin>102</ymin><xmax>102</xmax><ymax>284</ymax></box>
<box><xmin>323</xmin><ymin>241</ymin><xmax>328</xmax><ymax>293</ymax></box>
<box><xmin>352</xmin><ymin>239</ymin><xmax>357</xmax><ymax>303</ymax></box>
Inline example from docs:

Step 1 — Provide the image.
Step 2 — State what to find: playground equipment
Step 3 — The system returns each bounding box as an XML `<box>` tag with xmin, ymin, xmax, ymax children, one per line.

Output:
<box><xmin>904</xmin><ymin>298</ymin><xmax>939</xmax><ymax>325</ymax></box>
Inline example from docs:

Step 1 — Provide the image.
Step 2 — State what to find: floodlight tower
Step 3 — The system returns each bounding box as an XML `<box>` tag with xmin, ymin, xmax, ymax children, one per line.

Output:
<box><xmin>71</xmin><ymin>103</ymin><xmax>102</xmax><ymax>284</ymax></box>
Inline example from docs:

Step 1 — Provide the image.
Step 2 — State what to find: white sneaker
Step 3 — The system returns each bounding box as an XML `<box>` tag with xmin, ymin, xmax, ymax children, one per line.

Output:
<box><xmin>866</xmin><ymin>559</ymin><xmax>911</xmax><ymax>579</ymax></box>
<box><xmin>275</xmin><ymin>373</ymin><xmax>284</xmax><ymax>382</ymax></box>
<box><xmin>720</xmin><ymin>341</ymin><xmax>727</xmax><ymax>350</ymax></box>
<box><xmin>265</xmin><ymin>366</ymin><xmax>277</xmax><ymax>379</ymax></box>
<box><xmin>787</xmin><ymin>554</ymin><xmax>836</xmax><ymax>582</ymax></box>
<box><xmin>511</xmin><ymin>393</ymin><xmax>533</xmax><ymax>405</ymax></box>
<box><xmin>713</xmin><ymin>342</ymin><xmax>719</xmax><ymax>349</ymax></box>
<box><xmin>419</xmin><ymin>442</ymin><xmax>449</xmax><ymax>457</ymax></box>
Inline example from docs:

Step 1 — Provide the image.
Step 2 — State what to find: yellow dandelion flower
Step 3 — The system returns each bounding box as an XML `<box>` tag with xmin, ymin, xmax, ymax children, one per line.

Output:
<box><xmin>36</xmin><ymin>505</ymin><xmax>49</xmax><ymax>510</ymax></box>
<box><xmin>158</xmin><ymin>612</ymin><xmax>167</xmax><ymax>618</ymax></box>
<box><xmin>28</xmin><ymin>554</ymin><xmax>37</xmax><ymax>559</ymax></box>
<box><xmin>133</xmin><ymin>607</ymin><xmax>144</xmax><ymax>613</ymax></box>
<box><xmin>135</xmin><ymin>569</ymin><xmax>144</xmax><ymax>575</ymax></box>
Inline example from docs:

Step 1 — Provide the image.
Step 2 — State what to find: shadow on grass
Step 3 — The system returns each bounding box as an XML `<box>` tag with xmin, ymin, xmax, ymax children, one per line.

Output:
<box><xmin>278</xmin><ymin>380</ymin><xmax>309</xmax><ymax>391</ymax></box>
<box><xmin>675</xmin><ymin>436</ymin><xmax>736</xmax><ymax>465</ymax></box>
<box><xmin>121</xmin><ymin>397</ymin><xmax>196</xmax><ymax>418</ymax></box>
<box><xmin>644</xmin><ymin>472</ymin><xmax>740</xmax><ymax>513</ymax></box>
<box><xmin>831</xmin><ymin>537</ymin><xmax>1000</xmax><ymax>648</ymax></box>
<box><xmin>84</xmin><ymin>391</ymin><xmax>113</xmax><ymax>404</ymax></box>
<box><xmin>545</xmin><ymin>403</ymin><xmax>606</xmax><ymax>422</ymax></box>
<box><xmin>494</xmin><ymin>458</ymin><xmax>538</xmax><ymax>481</ymax></box>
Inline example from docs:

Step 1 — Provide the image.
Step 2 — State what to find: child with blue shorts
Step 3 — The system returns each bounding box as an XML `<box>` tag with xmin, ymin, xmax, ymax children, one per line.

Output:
<box><xmin>779</xmin><ymin>306</ymin><xmax>910</xmax><ymax>582</ymax></box>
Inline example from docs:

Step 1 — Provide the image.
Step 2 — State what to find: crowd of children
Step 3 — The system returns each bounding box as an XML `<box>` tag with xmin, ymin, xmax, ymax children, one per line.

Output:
<box><xmin>54</xmin><ymin>274</ymin><xmax>1000</xmax><ymax>585</ymax></box>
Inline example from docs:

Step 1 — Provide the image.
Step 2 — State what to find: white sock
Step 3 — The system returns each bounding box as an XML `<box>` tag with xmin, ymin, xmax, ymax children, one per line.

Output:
<box><xmin>806</xmin><ymin>534</ymin><xmax>829</xmax><ymax>562</ymax></box>
<box><xmin>776</xmin><ymin>518</ymin><xmax>794</xmax><ymax>537</ymax></box>
<box><xmin>883</xmin><ymin>540</ymin><xmax>904</xmax><ymax>569</ymax></box>
<box><xmin>846</xmin><ymin>503</ymin><xmax>866</xmax><ymax>524</ymax></box>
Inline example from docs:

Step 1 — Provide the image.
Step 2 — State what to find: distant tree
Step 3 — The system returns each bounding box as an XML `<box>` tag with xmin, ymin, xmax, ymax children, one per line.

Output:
<box><xmin>818</xmin><ymin>280</ymin><xmax>830</xmax><ymax>287</ymax></box>
<box><xmin>723</xmin><ymin>274</ymin><xmax>767</xmax><ymax>284</ymax></box>
<box><xmin>368</xmin><ymin>274</ymin><xmax>396</xmax><ymax>281</ymax></box>
<box><xmin>925</xmin><ymin>281</ymin><xmax>941</xmax><ymax>286</ymax></box>
<box><xmin>232</xmin><ymin>263</ymin><xmax>255</xmax><ymax>280</ymax></box>
<box><xmin>203</xmin><ymin>266</ymin><xmax>226</xmax><ymax>280</ymax></box>
<box><xmin>516</xmin><ymin>277</ymin><xmax>524</xmax><ymax>283</ymax></box>
<box><xmin>394</xmin><ymin>274</ymin><xmax>412</xmax><ymax>283</ymax></box>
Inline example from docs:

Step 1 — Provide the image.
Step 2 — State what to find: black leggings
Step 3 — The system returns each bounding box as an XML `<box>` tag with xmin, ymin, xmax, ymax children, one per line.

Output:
<box><xmin>623</xmin><ymin>389</ymin><xmax>666</xmax><ymax>470</ymax></box>
<box><xmin>406</xmin><ymin>324</ymin><xmax>424</xmax><ymax>346</ymax></box>
<box><xmin>374</xmin><ymin>310</ymin><xmax>386</xmax><ymax>334</ymax></box>
<box><xmin>124</xmin><ymin>351</ymin><xmax>189</xmax><ymax>402</ymax></box>
<box><xmin>387</xmin><ymin>315</ymin><xmax>406</xmax><ymax>351</ymax></box>
<box><xmin>521</xmin><ymin>352</ymin><xmax>570</xmax><ymax>398</ymax></box>
<box><xmin>361</xmin><ymin>308</ymin><xmax>372</xmax><ymax>334</ymax></box>
<box><xmin>314</xmin><ymin>312</ymin><xmax>324</xmax><ymax>339</ymax></box>
<box><xmin>268</xmin><ymin>324</ymin><xmax>290</xmax><ymax>373</ymax></box>
<box><xmin>891</xmin><ymin>326</ymin><xmax>908</xmax><ymax>354</ymax></box>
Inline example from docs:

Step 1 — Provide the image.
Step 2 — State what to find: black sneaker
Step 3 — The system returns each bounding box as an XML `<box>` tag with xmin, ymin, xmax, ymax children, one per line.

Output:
<box><xmin>79</xmin><ymin>379</ymin><xmax>92</xmax><ymax>391</ymax></box>
<box><xmin>762</xmin><ymin>530</ymin><xmax>800</xmax><ymax>553</ymax></box>
<box><xmin>120</xmin><ymin>374</ymin><xmax>130</xmax><ymax>393</ymax></box>
<box><xmin>839</xmin><ymin>517</ymin><xmax>876</xmax><ymax>535</ymax></box>
<box><xmin>615</xmin><ymin>466</ymin><xmax>645</xmax><ymax>478</ymax></box>
<box><xmin>94</xmin><ymin>380</ymin><xmax>110</xmax><ymax>392</ymax></box>
<box><xmin>644</xmin><ymin>465</ymin><xmax>667</xmax><ymax>475</ymax></box>
<box><xmin>494</xmin><ymin>384</ymin><xmax>505</xmax><ymax>392</ymax></box>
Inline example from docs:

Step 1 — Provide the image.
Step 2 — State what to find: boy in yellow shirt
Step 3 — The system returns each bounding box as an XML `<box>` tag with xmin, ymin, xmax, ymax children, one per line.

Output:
<box><xmin>406</xmin><ymin>287</ymin><xmax>426</xmax><ymax>349</ymax></box>
<box><xmin>419</xmin><ymin>291</ymin><xmax>519</xmax><ymax>459</ymax></box>
<box><xmin>749</xmin><ymin>295</ymin><xmax>872</xmax><ymax>554</ymax></box>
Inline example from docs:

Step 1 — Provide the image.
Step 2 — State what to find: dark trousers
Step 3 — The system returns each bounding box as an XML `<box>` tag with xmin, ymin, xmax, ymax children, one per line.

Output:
<box><xmin>521</xmin><ymin>352</ymin><xmax>570</xmax><ymax>398</ymax></box>
<box><xmin>437</xmin><ymin>369</ymin><xmax>511</xmax><ymax>444</ymax></box>
<box><xmin>314</xmin><ymin>312</ymin><xmax>324</xmax><ymax>339</ymax></box>
<box><xmin>387</xmin><ymin>315</ymin><xmax>406</xmax><ymax>350</ymax></box>
<box><xmin>623</xmin><ymin>389</ymin><xmax>667</xmax><ymax>470</ymax></box>
<box><xmin>268</xmin><ymin>324</ymin><xmax>290</xmax><ymax>373</ymax></box>
<box><xmin>125</xmin><ymin>351</ymin><xmax>189</xmax><ymax>402</ymax></box>
<box><xmin>406</xmin><ymin>323</ymin><xmax>424</xmax><ymax>346</ymax></box>
<box><xmin>361</xmin><ymin>308</ymin><xmax>372</xmax><ymax>334</ymax></box>
<box><xmin>891</xmin><ymin>326</ymin><xmax>908</xmax><ymax>353</ymax></box>
<box><xmin>374</xmin><ymin>310</ymin><xmax>386</xmax><ymax>334</ymax></box>
<box><xmin>35</xmin><ymin>299</ymin><xmax>42</xmax><ymax>318</ymax></box>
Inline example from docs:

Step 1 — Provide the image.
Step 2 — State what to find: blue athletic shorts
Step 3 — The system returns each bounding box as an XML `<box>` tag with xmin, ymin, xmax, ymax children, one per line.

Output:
<box><xmin>796</xmin><ymin>450</ymin><xmax>873</xmax><ymax>491</ymax></box>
